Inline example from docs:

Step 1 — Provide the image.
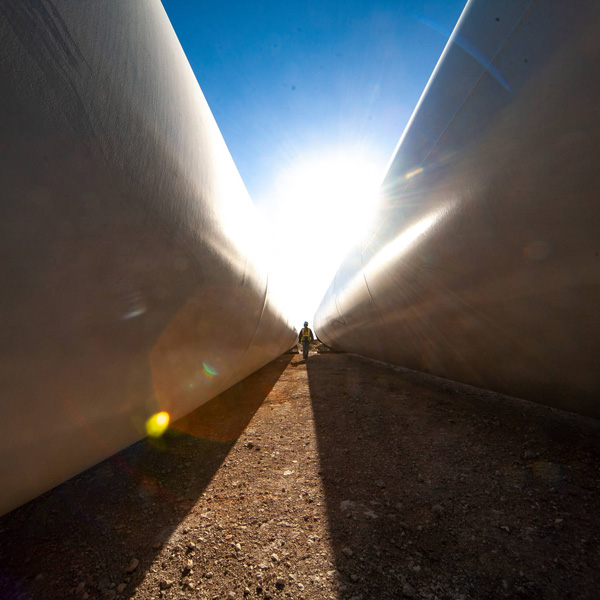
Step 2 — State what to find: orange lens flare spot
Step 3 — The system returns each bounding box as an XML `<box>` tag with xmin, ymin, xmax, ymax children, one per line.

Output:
<box><xmin>146</xmin><ymin>411</ymin><xmax>170</xmax><ymax>437</ymax></box>
<box><xmin>404</xmin><ymin>167</ymin><xmax>424</xmax><ymax>180</ymax></box>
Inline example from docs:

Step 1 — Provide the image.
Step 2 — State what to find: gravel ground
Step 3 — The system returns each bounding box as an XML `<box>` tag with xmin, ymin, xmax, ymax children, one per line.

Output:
<box><xmin>1</xmin><ymin>350</ymin><xmax>599</xmax><ymax>600</ymax></box>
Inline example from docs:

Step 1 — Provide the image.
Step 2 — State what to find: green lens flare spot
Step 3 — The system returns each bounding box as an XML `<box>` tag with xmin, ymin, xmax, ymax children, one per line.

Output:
<box><xmin>203</xmin><ymin>361</ymin><xmax>218</xmax><ymax>377</ymax></box>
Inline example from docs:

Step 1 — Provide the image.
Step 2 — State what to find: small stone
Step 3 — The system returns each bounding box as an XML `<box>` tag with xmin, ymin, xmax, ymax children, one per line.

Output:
<box><xmin>276</xmin><ymin>577</ymin><xmax>285</xmax><ymax>589</ymax></box>
<box><xmin>235</xmin><ymin>543</ymin><xmax>242</xmax><ymax>551</ymax></box>
<box><xmin>243</xmin><ymin>587</ymin><xmax>251</xmax><ymax>596</ymax></box>
<box><xmin>271</xmin><ymin>553</ymin><xmax>279</xmax><ymax>562</ymax></box>
<box><xmin>76</xmin><ymin>581</ymin><xmax>86</xmax><ymax>593</ymax></box>
<box><xmin>402</xmin><ymin>582</ymin><xmax>416</xmax><ymax>598</ymax></box>
<box><xmin>228</xmin><ymin>592</ymin><xmax>236</xmax><ymax>599</ymax></box>
<box><xmin>117</xmin><ymin>583</ymin><xmax>127</xmax><ymax>593</ymax></box>
<box><xmin>205</xmin><ymin>572</ymin><xmax>214</xmax><ymax>579</ymax></box>
<box><xmin>98</xmin><ymin>576</ymin><xmax>110</xmax><ymax>590</ymax></box>
<box><xmin>376</xmin><ymin>481</ymin><xmax>386</xmax><ymax>488</ymax></box>
<box><xmin>159</xmin><ymin>579</ymin><xmax>173</xmax><ymax>590</ymax></box>
<box><xmin>342</xmin><ymin>547</ymin><xmax>353</xmax><ymax>557</ymax></box>
<box><xmin>432</xmin><ymin>504</ymin><xmax>444</xmax><ymax>516</ymax></box>
<box><xmin>125</xmin><ymin>558</ymin><xmax>139</xmax><ymax>573</ymax></box>
<box><xmin>297</xmin><ymin>583</ymin><xmax>305</xmax><ymax>590</ymax></box>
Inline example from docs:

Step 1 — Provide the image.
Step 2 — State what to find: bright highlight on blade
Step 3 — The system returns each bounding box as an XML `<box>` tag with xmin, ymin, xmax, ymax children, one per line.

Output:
<box><xmin>146</xmin><ymin>411</ymin><xmax>170</xmax><ymax>437</ymax></box>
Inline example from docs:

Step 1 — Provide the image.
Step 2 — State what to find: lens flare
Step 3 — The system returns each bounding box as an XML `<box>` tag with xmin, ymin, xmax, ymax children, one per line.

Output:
<box><xmin>404</xmin><ymin>166</ymin><xmax>424</xmax><ymax>180</ymax></box>
<box><xmin>146</xmin><ymin>411</ymin><xmax>170</xmax><ymax>437</ymax></box>
<box><xmin>203</xmin><ymin>362</ymin><xmax>218</xmax><ymax>377</ymax></box>
<box><xmin>415</xmin><ymin>15</ymin><xmax>512</xmax><ymax>92</ymax></box>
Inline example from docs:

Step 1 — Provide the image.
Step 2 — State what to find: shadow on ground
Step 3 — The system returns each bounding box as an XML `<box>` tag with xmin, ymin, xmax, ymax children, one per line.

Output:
<box><xmin>0</xmin><ymin>354</ymin><xmax>292</xmax><ymax>600</ymax></box>
<box><xmin>306</xmin><ymin>353</ymin><xmax>600</xmax><ymax>600</ymax></box>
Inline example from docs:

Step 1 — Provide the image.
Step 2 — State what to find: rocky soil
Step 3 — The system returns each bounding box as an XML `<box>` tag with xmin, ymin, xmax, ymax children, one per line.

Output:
<box><xmin>1</xmin><ymin>349</ymin><xmax>599</xmax><ymax>600</ymax></box>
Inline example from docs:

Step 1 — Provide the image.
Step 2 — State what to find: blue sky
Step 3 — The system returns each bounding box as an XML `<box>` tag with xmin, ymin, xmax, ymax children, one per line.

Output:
<box><xmin>160</xmin><ymin>0</ymin><xmax>466</xmax><ymax>327</ymax></box>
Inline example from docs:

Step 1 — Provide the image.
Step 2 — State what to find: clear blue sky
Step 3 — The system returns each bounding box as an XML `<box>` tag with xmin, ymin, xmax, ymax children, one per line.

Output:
<box><xmin>161</xmin><ymin>0</ymin><xmax>465</xmax><ymax>199</ymax></box>
<box><xmin>160</xmin><ymin>0</ymin><xmax>466</xmax><ymax>327</ymax></box>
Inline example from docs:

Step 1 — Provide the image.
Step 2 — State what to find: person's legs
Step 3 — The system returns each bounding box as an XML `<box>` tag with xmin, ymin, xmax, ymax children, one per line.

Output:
<box><xmin>302</xmin><ymin>341</ymin><xmax>309</xmax><ymax>359</ymax></box>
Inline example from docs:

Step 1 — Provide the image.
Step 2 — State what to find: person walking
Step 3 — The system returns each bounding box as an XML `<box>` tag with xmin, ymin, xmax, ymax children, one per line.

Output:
<box><xmin>298</xmin><ymin>321</ymin><xmax>314</xmax><ymax>360</ymax></box>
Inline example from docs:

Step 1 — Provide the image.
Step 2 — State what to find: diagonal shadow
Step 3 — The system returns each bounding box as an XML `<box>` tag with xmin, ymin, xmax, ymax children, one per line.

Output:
<box><xmin>0</xmin><ymin>354</ymin><xmax>292</xmax><ymax>600</ymax></box>
<box><xmin>306</xmin><ymin>353</ymin><xmax>600</xmax><ymax>600</ymax></box>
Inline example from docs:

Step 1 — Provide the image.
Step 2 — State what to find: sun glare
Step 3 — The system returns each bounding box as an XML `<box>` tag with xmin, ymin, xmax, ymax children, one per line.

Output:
<box><xmin>271</xmin><ymin>153</ymin><xmax>382</xmax><ymax>241</ymax></box>
<box><xmin>259</xmin><ymin>151</ymin><xmax>384</xmax><ymax>327</ymax></box>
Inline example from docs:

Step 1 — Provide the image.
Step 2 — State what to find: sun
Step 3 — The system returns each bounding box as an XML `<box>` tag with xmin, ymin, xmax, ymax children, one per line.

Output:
<box><xmin>258</xmin><ymin>150</ymin><xmax>384</xmax><ymax>328</ymax></box>
<box><xmin>289</xmin><ymin>153</ymin><xmax>382</xmax><ymax>241</ymax></box>
<box><xmin>265</xmin><ymin>151</ymin><xmax>382</xmax><ymax>240</ymax></box>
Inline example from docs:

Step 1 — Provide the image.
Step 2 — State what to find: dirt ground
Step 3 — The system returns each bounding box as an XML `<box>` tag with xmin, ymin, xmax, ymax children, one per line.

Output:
<box><xmin>1</xmin><ymin>349</ymin><xmax>599</xmax><ymax>600</ymax></box>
